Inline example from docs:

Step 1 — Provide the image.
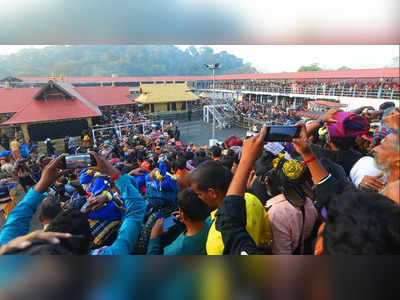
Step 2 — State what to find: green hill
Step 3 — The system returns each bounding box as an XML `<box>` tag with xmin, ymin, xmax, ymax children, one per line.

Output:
<box><xmin>0</xmin><ymin>45</ymin><xmax>257</xmax><ymax>78</ymax></box>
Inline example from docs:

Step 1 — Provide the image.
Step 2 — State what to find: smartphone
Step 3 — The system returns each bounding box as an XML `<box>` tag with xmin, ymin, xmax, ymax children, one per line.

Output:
<box><xmin>63</xmin><ymin>154</ymin><xmax>97</xmax><ymax>169</ymax></box>
<box><xmin>163</xmin><ymin>215</ymin><xmax>179</xmax><ymax>231</ymax></box>
<box><xmin>265</xmin><ymin>125</ymin><xmax>301</xmax><ymax>142</ymax></box>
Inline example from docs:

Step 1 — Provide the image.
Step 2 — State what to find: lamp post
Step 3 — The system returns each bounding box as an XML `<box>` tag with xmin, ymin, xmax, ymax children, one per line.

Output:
<box><xmin>204</xmin><ymin>63</ymin><xmax>220</xmax><ymax>146</ymax></box>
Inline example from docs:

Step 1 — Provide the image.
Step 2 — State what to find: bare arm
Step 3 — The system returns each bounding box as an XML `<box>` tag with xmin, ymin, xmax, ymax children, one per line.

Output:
<box><xmin>293</xmin><ymin>123</ymin><xmax>329</xmax><ymax>184</ymax></box>
<box><xmin>226</xmin><ymin>125</ymin><xmax>267</xmax><ymax>197</ymax></box>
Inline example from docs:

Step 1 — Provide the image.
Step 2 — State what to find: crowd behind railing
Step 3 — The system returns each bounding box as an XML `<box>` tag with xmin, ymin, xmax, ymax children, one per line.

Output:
<box><xmin>195</xmin><ymin>78</ymin><xmax>400</xmax><ymax>100</ymax></box>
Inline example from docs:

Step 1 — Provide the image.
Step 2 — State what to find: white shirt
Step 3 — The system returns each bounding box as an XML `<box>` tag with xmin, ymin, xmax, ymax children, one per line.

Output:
<box><xmin>350</xmin><ymin>156</ymin><xmax>387</xmax><ymax>188</ymax></box>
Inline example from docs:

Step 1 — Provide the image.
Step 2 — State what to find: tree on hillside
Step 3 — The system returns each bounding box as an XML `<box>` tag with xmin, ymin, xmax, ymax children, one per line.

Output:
<box><xmin>297</xmin><ymin>63</ymin><xmax>322</xmax><ymax>72</ymax></box>
<box><xmin>0</xmin><ymin>45</ymin><xmax>258</xmax><ymax>78</ymax></box>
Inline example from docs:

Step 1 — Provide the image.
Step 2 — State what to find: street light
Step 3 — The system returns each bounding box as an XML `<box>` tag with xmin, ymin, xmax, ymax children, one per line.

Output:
<box><xmin>204</xmin><ymin>63</ymin><xmax>221</xmax><ymax>146</ymax></box>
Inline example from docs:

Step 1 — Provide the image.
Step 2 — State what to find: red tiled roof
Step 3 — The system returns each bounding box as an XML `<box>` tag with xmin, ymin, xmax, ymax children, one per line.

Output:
<box><xmin>0</xmin><ymin>83</ymin><xmax>131</xmax><ymax>119</ymax></box>
<box><xmin>75</xmin><ymin>86</ymin><xmax>132</xmax><ymax>106</ymax></box>
<box><xmin>309</xmin><ymin>100</ymin><xmax>343</xmax><ymax>107</ymax></box>
<box><xmin>296</xmin><ymin>111</ymin><xmax>322</xmax><ymax>119</ymax></box>
<box><xmin>17</xmin><ymin>68</ymin><xmax>399</xmax><ymax>83</ymax></box>
<box><xmin>0</xmin><ymin>87</ymin><xmax>40</xmax><ymax>113</ymax></box>
<box><xmin>2</xmin><ymin>94</ymin><xmax>101</xmax><ymax>125</ymax></box>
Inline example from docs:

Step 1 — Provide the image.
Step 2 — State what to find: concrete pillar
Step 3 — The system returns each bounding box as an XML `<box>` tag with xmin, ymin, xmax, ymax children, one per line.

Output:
<box><xmin>87</xmin><ymin>118</ymin><xmax>93</xmax><ymax>128</ymax></box>
<box><xmin>378</xmin><ymin>87</ymin><xmax>382</xmax><ymax>98</ymax></box>
<box><xmin>21</xmin><ymin>124</ymin><xmax>30</xmax><ymax>143</ymax></box>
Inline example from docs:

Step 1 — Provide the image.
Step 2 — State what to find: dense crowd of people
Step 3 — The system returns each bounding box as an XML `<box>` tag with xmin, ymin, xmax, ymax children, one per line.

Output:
<box><xmin>0</xmin><ymin>99</ymin><xmax>399</xmax><ymax>255</ymax></box>
<box><xmin>197</xmin><ymin>78</ymin><xmax>400</xmax><ymax>92</ymax></box>
<box><xmin>195</xmin><ymin>78</ymin><xmax>400</xmax><ymax>99</ymax></box>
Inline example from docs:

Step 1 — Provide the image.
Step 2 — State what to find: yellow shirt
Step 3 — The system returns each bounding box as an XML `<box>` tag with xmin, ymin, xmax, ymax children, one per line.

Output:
<box><xmin>206</xmin><ymin>193</ymin><xmax>272</xmax><ymax>255</ymax></box>
<box><xmin>83</xmin><ymin>135</ymin><xmax>90</xmax><ymax>147</ymax></box>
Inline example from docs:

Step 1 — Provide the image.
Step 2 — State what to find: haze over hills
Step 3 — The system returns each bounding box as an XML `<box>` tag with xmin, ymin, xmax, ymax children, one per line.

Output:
<box><xmin>0</xmin><ymin>45</ymin><xmax>258</xmax><ymax>79</ymax></box>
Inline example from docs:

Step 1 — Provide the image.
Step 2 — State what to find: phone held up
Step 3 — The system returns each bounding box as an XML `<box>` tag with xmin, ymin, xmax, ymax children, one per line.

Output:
<box><xmin>264</xmin><ymin>125</ymin><xmax>301</xmax><ymax>142</ymax></box>
<box><xmin>62</xmin><ymin>154</ymin><xmax>97</xmax><ymax>169</ymax></box>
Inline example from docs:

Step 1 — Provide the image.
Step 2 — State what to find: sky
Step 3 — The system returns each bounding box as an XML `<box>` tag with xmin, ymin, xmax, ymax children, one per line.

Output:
<box><xmin>177</xmin><ymin>45</ymin><xmax>399</xmax><ymax>72</ymax></box>
<box><xmin>0</xmin><ymin>45</ymin><xmax>398</xmax><ymax>73</ymax></box>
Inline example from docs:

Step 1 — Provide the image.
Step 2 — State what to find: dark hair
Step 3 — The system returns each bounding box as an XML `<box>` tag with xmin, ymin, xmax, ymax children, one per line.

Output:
<box><xmin>190</xmin><ymin>160</ymin><xmax>233</xmax><ymax>194</ymax></box>
<box><xmin>178</xmin><ymin>188</ymin><xmax>211</xmax><ymax>222</ymax></box>
<box><xmin>175</xmin><ymin>158</ymin><xmax>187</xmax><ymax>171</ymax></box>
<box><xmin>3</xmin><ymin>236</ymin><xmax>90</xmax><ymax>255</ymax></box>
<box><xmin>221</xmin><ymin>156</ymin><xmax>234</xmax><ymax>170</ymax></box>
<box><xmin>254</xmin><ymin>151</ymin><xmax>276</xmax><ymax>177</ymax></box>
<box><xmin>183</xmin><ymin>151</ymin><xmax>194</xmax><ymax>161</ymax></box>
<box><xmin>167</xmin><ymin>152</ymin><xmax>177</xmax><ymax>161</ymax></box>
<box><xmin>330</xmin><ymin>137</ymin><xmax>356</xmax><ymax>151</ymax></box>
<box><xmin>379</xmin><ymin>101</ymin><xmax>395</xmax><ymax>111</ymax></box>
<box><xmin>226</xmin><ymin>149</ymin><xmax>235</xmax><ymax>157</ymax></box>
<box><xmin>323</xmin><ymin>190</ymin><xmax>400</xmax><ymax>254</ymax></box>
<box><xmin>45</xmin><ymin>208</ymin><xmax>92</xmax><ymax>254</ymax></box>
<box><xmin>197</xmin><ymin>150</ymin><xmax>206</xmax><ymax>158</ymax></box>
<box><xmin>192</xmin><ymin>156</ymin><xmax>210</xmax><ymax>168</ymax></box>
<box><xmin>38</xmin><ymin>195</ymin><xmax>62</xmax><ymax>222</ymax></box>
<box><xmin>210</xmin><ymin>146</ymin><xmax>222</xmax><ymax>158</ymax></box>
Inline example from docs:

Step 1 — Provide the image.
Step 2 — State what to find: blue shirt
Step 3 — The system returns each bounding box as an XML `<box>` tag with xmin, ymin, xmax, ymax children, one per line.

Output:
<box><xmin>0</xmin><ymin>174</ymin><xmax>146</xmax><ymax>255</ymax></box>
<box><xmin>147</xmin><ymin>217</ymin><xmax>212</xmax><ymax>255</ymax></box>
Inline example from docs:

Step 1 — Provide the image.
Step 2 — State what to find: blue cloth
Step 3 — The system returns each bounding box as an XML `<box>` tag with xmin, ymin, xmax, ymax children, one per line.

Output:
<box><xmin>20</xmin><ymin>144</ymin><xmax>30</xmax><ymax>157</ymax></box>
<box><xmin>145</xmin><ymin>177</ymin><xmax>178</xmax><ymax>207</ymax></box>
<box><xmin>0</xmin><ymin>151</ymin><xmax>11</xmax><ymax>158</ymax></box>
<box><xmin>0</xmin><ymin>175</ymin><xmax>146</xmax><ymax>256</ymax></box>
<box><xmin>83</xmin><ymin>201</ymin><xmax>124</xmax><ymax>222</ymax></box>
<box><xmin>134</xmin><ymin>174</ymin><xmax>146</xmax><ymax>189</ymax></box>
<box><xmin>91</xmin><ymin>174</ymin><xmax>146</xmax><ymax>255</ymax></box>
<box><xmin>88</xmin><ymin>177</ymin><xmax>110</xmax><ymax>196</ymax></box>
<box><xmin>65</xmin><ymin>183</ymin><xmax>76</xmax><ymax>194</ymax></box>
<box><xmin>147</xmin><ymin>217</ymin><xmax>212</xmax><ymax>255</ymax></box>
<box><xmin>80</xmin><ymin>171</ymin><xmax>94</xmax><ymax>185</ymax></box>
<box><xmin>145</xmin><ymin>162</ymin><xmax>177</xmax><ymax>192</ymax></box>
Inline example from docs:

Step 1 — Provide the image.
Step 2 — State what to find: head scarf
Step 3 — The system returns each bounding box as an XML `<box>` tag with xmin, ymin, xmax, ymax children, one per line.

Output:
<box><xmin>327</xmin><ymin>112</ymin><xmax>369</xmax><ymax>138</ymax></box>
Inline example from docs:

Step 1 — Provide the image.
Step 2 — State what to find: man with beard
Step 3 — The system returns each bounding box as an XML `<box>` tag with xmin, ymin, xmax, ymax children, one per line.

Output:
<box><xmin>371</xmin><ymin>131</ymin><xmax>400</xmax><ymax>204</ymax></box>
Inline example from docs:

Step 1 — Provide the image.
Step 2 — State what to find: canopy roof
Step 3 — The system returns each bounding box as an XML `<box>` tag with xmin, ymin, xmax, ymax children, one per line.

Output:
<box><xmin>135</xmin><ymin>82</ymin><xmax>198</xmax><ymax>104</ymax></box>
<box><xmin>308</xmin><ymin>100</ymin><xmax>347</xmax><ymax>107</ymax></box>
<box><xmin>15</xmin><ymin>68</ymin><xmax>399</xmax><ymax>83</ymax></box>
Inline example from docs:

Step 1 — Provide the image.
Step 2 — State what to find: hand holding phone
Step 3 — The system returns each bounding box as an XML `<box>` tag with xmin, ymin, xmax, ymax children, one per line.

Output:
<box><xmin>62</xmin><ymin>154</ymin><xmax>97</xmax><ymax>169</ymax></box>
<box><xmin>162</xmin><ymin>215</ymin><xmax>180</xmax><ymax>231</ymax></box>
<box><xmin>264</xmin><ymin>126</ymin><xmax>301</xmax><ymax>142</ymax></box>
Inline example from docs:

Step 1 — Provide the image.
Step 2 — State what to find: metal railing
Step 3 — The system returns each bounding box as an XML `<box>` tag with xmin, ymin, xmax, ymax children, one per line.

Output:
<box><xmin>197</xmin><ymin>86</ymin><xmax>400</xmax><ymax>100</ymax></box>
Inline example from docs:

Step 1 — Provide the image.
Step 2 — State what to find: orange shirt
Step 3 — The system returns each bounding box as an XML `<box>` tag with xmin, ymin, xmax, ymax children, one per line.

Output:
<box><xmin>174</xmin><ymin>169</ymin><xmax>188</xmax><ymax>178</ymax></box>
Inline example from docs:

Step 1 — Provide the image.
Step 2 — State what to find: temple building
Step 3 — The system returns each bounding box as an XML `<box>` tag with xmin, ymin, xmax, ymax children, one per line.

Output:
<box><xmin>134</xmin><ymin>82</ymin><xmax>199</xmax><ymax>113</ymax></box>
<box><xmin>0</xmin><ymin>80</ymin><xmax>133</xmax><ymax>141</ymax></box>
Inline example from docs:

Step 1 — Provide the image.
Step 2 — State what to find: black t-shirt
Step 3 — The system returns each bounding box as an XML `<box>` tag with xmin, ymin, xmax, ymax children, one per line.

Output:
<box><xmin>310</xmin><ymin>144</ymin><xmax>363</xmax><ymax>176</ymax></box>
